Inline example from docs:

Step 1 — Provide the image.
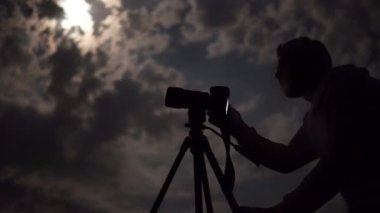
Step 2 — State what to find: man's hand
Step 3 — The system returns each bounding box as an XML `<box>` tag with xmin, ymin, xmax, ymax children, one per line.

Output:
<box><xmin>208</xmin><ymin>106</ymin><xmax>248</xmax><ymax>138</ymax></box>
<box><xmin>208</xmin><ymin>105</ymin><xmax>263</xmax><ymax>164</ymax></box>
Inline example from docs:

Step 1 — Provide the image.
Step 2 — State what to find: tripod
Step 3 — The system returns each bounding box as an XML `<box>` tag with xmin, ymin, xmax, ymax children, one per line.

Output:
<box><xmin>151</xmin><ymin>108</ymin><xmax>238</xmax><ymax>213</ymax></box>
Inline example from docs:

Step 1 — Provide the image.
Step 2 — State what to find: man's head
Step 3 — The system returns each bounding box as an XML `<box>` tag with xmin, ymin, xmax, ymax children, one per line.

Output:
<box><xmin>275</xmin><ymin>37</ymin><xmax>332</xmax><ymax>98</ymax></box>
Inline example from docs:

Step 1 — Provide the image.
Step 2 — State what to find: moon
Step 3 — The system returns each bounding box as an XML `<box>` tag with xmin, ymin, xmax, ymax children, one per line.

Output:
<box><xmin>58</xmin><ymin>0</ymin><xmax>94</xmax><ymax>33</ymax></box>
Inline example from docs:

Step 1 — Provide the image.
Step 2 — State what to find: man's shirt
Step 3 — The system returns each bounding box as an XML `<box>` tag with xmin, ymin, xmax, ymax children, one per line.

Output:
<box><xmin>285</xmin><ymin>65</ymin><xmax>380</xmax><ymax>212</ymax></box>
<box><xmin>239</xmin><ymin>65</ymin><xmax>380</xmax><ymax>212</ymax></box>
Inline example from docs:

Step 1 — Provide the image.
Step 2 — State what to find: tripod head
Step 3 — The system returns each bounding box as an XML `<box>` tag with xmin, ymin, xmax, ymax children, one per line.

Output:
<box><xmin>186</xmin><ymin>108</ymin><xmax>206</xmax><ymax>133</ymax></box>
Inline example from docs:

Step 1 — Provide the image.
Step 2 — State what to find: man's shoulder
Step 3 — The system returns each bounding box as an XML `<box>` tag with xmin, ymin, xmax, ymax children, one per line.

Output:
<box><xmin>311</xmin><ymin>65</ymin><xmax>369</xmax><ymax>112</ymax></box>
<box><xmin>333</xmin><ymin>64</ymin><xmax>365</xmax><ymax>71</ymax></box>
<box><xmin>331</xmin><ymin>64</ymin><xmax>369</xmax><ymax>80</ymax></box>
<box><xmin>325</xmin><ymin>64</ymin><xmax>370</xmax><ymax>92</ymax></box>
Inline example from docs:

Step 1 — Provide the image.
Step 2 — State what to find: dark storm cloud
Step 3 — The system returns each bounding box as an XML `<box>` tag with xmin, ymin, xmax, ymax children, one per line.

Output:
<box><xmin>0</xmin><ymin>72</ymin><xmax>170</xmax><ymax>212</ymax></box>
<box><xmin>0</xmin><ymin>1</ymin><xmax>34</xmax><ymax>18</ymax></box>
<box><xmin>0</xmin><ymin>101</ymin><xmax>63</xmax><ymax>168</ymax></box>
<box><xmin>0</xmin><ymin>39</ymin><xmax>90</xmax><ymax>169</ymax></box>
<box><xmin>196</xmin><ymin>0</ymin><xmax>245</xmax><ymax>28</ymax></box>
<box><xmin>48</xmin><ymin>39</ymin><xmax>83</xmax><ymax>98</ymax></box>
<box><xmin>0</xmin><ymin>28</ymin><xmax>32</xmax><ymax>67</ymax></box>
<box><xmin>0</xmin><ymin>26</ymin><xmax>181</xmax><ymax>165</ymax></box>
<box><xmin>0</xmin><ymin>16</ymin><xmax>185</xmax><ymax>210</ymax></box>
<box><xmin>315</xmin><ymin>0</ymin><xmax>380</xmax><ymax>76</ymax></box>
<box><xmin>37</xmin><ymin>0</ymin><xmax>64</xmax><ymax>19</ymax></box>
<box><xmin>186</xmin><ymin>0</ymin><xmax>380</xmax><ymax>76</ymax></box>
<box><xmin>0</xmin><ymin>0</ymin><xmax>16</xmax><ymax>18</ymax></box>
<box><xmin>121</xmin><ymin>0</ymin><xmax>160</xmax><ymax>10</ymax></box>
<box><xmin>1</xmin><ymin>0</ymin><xmax>378</xmax><ymax>212</ymax></box>
<box><xmin>83</xmin><ymin>71</ymin><xmax>181</xmax><ymax>148</ymax></box>
<box><xmin>19</xmin><ymin>2</ymin><xmax>34</xmax><ymax>18</ymax></box>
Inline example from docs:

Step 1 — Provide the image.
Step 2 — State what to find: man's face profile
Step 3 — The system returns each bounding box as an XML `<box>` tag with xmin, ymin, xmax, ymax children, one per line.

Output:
<box><xmin>275</xmin><ymin>58</ymin><xmax>304</xmax><ymax>98</ymax></box>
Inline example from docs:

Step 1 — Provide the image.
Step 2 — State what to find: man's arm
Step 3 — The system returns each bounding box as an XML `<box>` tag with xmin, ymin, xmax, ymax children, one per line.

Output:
<box><xmin>236</xmin><ymin>159</ymin><xmax>339</xmax><ymax>213</ymax></box>
<box><xmin>272</xmin><ymin>158</ymin><xmax>339</xmax><ymax>213</ymax></box>
<box><xmin>209</xmin><ymin>106</ymin><xmax>317</xmax><ymax>173</ymax></box>
<box><xmin>235</xmin><ymin>122</ymin><xmax>318</xmax><ymax>173</ymax></box>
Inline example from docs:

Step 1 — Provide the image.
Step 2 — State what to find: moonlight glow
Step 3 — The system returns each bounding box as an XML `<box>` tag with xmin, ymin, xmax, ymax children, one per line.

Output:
<box><xmin>59</xmin><ymin>0</ymin><xmax>94</xmax><ymax>32</ymax></box>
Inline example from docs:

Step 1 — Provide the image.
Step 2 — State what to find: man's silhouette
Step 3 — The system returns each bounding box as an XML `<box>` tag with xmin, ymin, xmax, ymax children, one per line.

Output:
<box><xmin>209</xmin><ymin>37</ymin><xmax>380</xmax><ymax>213</ymax></box>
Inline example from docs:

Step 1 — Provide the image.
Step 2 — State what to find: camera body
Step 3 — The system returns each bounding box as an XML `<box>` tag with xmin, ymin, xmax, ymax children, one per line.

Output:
<box><xmin>165</xmin><ymin>86</ymin><xmax>229</xmax><ymax>116</ymax></box>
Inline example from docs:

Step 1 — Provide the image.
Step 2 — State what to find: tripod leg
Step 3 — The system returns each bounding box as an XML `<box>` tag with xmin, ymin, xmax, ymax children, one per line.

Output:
<box><xmin>193</xmin><ymin>138</ymin><xmax>203</xmax><ymax>213</ymax></box>
<box><xmin>199</xmin><ymin>143</ymin><xmax>213</xmax><ymax>213</ymax></box>
<box><xmin>202</xmin><ymin>139</ymin><xmax>239</xmax><ymax>212</ymax></box>
<box><xmin>151</xmin><ymin>138</ymin><xmax>191</xmax><ymax>213</ymax></box>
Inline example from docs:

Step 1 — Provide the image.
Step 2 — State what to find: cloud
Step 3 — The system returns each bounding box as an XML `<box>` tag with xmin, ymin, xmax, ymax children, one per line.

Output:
<box><xmin>195</xmin><ymin>0</ymin><xmax>245</xmax><ymax>28</ymax></box>
<box><xmin>0</xmin><ymin>28</ymin><xmax>32</xmax><ymax>67</ymax></box>
<box><xmin>48</xmin><ymin>39</ymin><xmax>83</xmax><ymax>98</ymax></box>
<box><xmin>1</xmin><ymin>0</ymin><xmax>378</xmax><ymax>212</ymax></box>
<box><xmin>151</xmin><ymin>0</ymin><xmax>187</xmax><ymax>29</ymax></box>
<box><xmin>0</xmin><ymin>61</ymin><xmax>186</xmax><ymax>213</ymax></box>
<box><xmin>0</xmin><ymin>1</ymin><xmax>34</xmax><ymax>19</ymax></box>
<box><xmin>0</xmin><ymin>2</ymin><xmax>188</xmax><ymax>210</ymax></box>
<box><xmin>235</xmin><ymin>94</ymin><xmax>261</xmax><ymax>114</ymax></box>
<box><xmin>180</xmin><ymin>0</ymin><xmax>380</xmax><ymax>78</ymax></box>
<box><xmin>135</xmin><ymin>58</ymin><xmax>185</xmax><ymax>92</ymax></box>
<box><xmin>0</xmin><ymin>1</ymin><xmax>15</xmax><ymax>19</ymax></box>
<box><xmin>37</xmin><ymin>0</ymin><xmax>64</xmax><ymax>19</ymax></box>
<box><xmin>88</xmin><ymin>0</ymin><xmax>111</xmax><ymax>35</ymax></box>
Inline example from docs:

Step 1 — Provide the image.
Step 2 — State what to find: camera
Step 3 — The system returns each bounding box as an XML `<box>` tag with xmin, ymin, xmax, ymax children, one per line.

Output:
<box><xmin>165</xmin><ymin>86</ymin><xmax>229</xmax><ymax>115</ymax></box>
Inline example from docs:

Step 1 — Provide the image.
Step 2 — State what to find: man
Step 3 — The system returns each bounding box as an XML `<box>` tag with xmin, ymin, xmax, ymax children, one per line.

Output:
<box><xmin>209</xmin><ymin>37</ymin><xmax>380</xmax><ymax>212</ymax></box>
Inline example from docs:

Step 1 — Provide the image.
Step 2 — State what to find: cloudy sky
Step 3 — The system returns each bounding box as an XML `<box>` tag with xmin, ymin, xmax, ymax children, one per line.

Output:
<box><xmin>1</xmin><ymin>0</ymin><xmax>380</xmax><ymax>212</ymax></box>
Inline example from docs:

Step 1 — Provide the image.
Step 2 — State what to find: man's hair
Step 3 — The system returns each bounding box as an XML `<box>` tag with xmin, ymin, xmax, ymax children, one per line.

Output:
<box><xmin>277</xmin><ymin>37</ymin><xmax>332</xmax><ymax>71</ymax></box>
<box><xmin>277</xmin><ymin>37</ymin><xmax>332</xmax><ymax>94</ymax></box>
